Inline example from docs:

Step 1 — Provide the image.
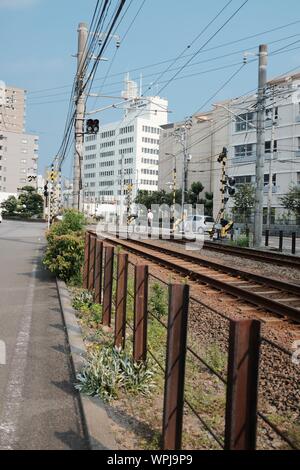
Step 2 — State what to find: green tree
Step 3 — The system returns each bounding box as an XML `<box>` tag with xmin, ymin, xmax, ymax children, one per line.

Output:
<box><xmin>135</xmin><ymin>189</ymin><xmax>182</xmax><ymax>208</ymax></box>
<box><xmin>280</xmin><ymin>185</ymin><xmax>300</xmax><ymax>220</ymax></box>
<box><xmin>187</xmin><ymin>181</ymin><xmax>204</xmax><ymax>206</ymax></box>
<box><xmin>18</xmin><ymin>186</ymin><xmax>43</xmax><ymax>217</ymax></box>
<box><xmin>199</xmin><ymin>191</ymin><xmax>214</xmax><ymax>216</ymax></box>
<box><xmin>232</xmin><ymin>184</ymin><xmax>255</xmax><ymax>223</ymax></box>
<box><xmin>1</xmin><ymin>195</ymin><xmax>18</xmax><ymax>215</ymax></box>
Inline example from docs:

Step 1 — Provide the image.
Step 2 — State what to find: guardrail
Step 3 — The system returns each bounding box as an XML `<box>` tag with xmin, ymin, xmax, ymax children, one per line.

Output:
<box><xmin>81</xmin><ymin>231</ymin><xmax>299</xmax><ymax>450</ymax></box>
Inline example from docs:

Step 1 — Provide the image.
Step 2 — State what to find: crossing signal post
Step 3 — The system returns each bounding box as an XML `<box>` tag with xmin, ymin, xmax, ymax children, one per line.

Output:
<box><xmin>210</xmin><ymin>147</ymin><xmax>236</xmax><ymax>239</ymax></box>
<box><xmin>218</xmin><ymin>147</ymin><xmax>228</xmax><ymax>219</ymax></box>
<box><xmin>126</xmin><ymin>183</ymin><xmax>133</xmax><ymax>224</ymax></box>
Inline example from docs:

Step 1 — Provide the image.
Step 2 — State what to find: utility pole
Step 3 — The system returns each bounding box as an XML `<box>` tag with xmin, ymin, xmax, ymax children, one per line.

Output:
<box><xmin>267</xmin><ymin>87</ymin><xmax>275</xmax><ymax>228</ymax></box>
<box><xmin>176</xmin><ymin>117</ymin><xmax>192</xmax><ymax>221</ymax></box>
<box><xmin>253</xmin><ymin>44</ymin><xmax>268</xmax><ymax>247</ymax></box>
<box><xmin>73</xmin><ymin>22</ymin><xmax>88</xmax><ymax>210</ymax></box>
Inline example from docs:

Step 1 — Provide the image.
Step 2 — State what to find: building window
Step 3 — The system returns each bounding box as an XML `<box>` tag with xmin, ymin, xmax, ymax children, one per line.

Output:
<box><xmin>234</xmin><ymin>144</ymin><xmax>255</xmax><ymax>158</ymax></box>
<box><xmin>264</xmin><ymin>174</ymin><xmax>276</xmax><ymax>186</ymax></box>
<box><xmin>263</xmin><ymin>207</ymin><xmax>276</xmax><ymax>225</ymax></box>
<box><xmin>265</xmin><ymin>140</ymin><xmax>277</xmax><ymax>153</ymax></box>
<box><xmin>119</xmin><ymin>125</ymin><xmax>134</xmax><ymax>135</ymax></box>
<box><xmin>266</xmin><ymin>107</ymin><xmax>278</xmax><ymax>121</ymax></box>
<box><xmin>233</xmin><ymin>175</ymin><xmax>253</xmax><ymax>186</ymax></box>
<box><xmin>85</xmin><ymin>145</ymin><xmax>97</xmax><ymax>151</ymax></box>
<box><xmin>235</xmin><ymin>113</ymin><xmax>255</xmax><ymax>132</ymax></box>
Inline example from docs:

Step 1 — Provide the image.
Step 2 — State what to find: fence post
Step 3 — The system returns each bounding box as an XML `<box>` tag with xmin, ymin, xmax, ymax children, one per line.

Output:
<box><xmin>88</xmin><ymin>234</ymin><xmax>96</xmax><ymax>291</ymax></box>
<box><xmin>265</xmin><ymin>229</ymin><xmax>269</xmax><ymax>247</ymax></box>
<box><xmin>94</xmin><ymin>240</ymin><xmax>103</xmax><ymax>304</ymax></box>
<box><xmin>162</xmin><ymin>284</ymin><xmax>190</xmax><ymax>450</ymax></box>
<box><xmin>83</xmin><ymin>232</ymin><xmax>90</xmax><ymax>289</ymax></box>
<box><xmin>102</xmin><ymin>245</ymin><xmax>114</xmax><ymax>326</ymax></box>
<box><xmin>133</xmin><ymin>265</ymin><xmax>148</xmax><ymax>362</ymax></box>
<box><xmin>115</xmin><ymin>253</ymin><xmax>128</xmax><ymax>349</ymax></box>
<box><xmin>279</xmin><ymin>230</ymin><xmax>283</xmax><ymax>252</ymax></box>
<box><xmin>224</xmin><ymin>319</ymin><xmax>261</xmax><ymax>450</ymax></box>
<box><xmin>292</xmin><ymin>232</ymin><xmax>296</xmax><ymax>255</ymax></box>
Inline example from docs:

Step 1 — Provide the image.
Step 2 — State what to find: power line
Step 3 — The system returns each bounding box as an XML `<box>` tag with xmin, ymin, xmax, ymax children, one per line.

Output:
<box><xmin>27</xmin><ymin>19</ymin><xmax>300</xmax><ymax>97</ymax></box>
<box><xmin>26</xmin><ymin>33</ymin><xmax>300</xmax><ymax>103</ymax></box>
<box><xmin>142</xmin><ymin>0</ymin><xmax>235</xmax><ymax>97</ymax></box>
<box><xmin>154</xmin><ymin>0</ymin><xmax>250</xmax><ymax>96</ymax></box>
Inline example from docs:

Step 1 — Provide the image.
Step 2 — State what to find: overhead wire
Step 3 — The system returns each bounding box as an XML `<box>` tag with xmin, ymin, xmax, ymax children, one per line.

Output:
<box><xmin>27</xmin><ymin>18</ymin><xmax>300</xmax><ymax>96</ymax></box>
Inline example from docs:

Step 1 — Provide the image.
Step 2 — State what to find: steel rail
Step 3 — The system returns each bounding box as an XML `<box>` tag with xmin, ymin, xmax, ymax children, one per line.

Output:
<box><xmin>107</xmin><ymin>236</ymin><xmax>300</xmax><ymax>295</ymax></box>
<box><xmin>203</xmin><ymin>240</ymin><xmax>300</xmax><ymax>268</ymax></box>
<box><xmin>101</xmin><ymin>235</ymin><xmax>300</xmax><ymax>323</ymax></box>
<box><xmin>166</xmin><ymin>236</ymin><xmax>300</xmax><ymax>269</ymax></box>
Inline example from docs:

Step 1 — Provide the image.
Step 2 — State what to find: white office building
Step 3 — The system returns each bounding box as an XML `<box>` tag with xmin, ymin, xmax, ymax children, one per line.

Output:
<box><xmin>82</xmin><ymin>79</ymin><xmax>168</xmax><ymax>215</ymax></box>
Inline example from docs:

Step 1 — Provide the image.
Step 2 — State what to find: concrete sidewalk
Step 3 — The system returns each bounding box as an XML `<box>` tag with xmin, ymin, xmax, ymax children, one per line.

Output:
<box><xmin>0</xmin><ymin>221</ymin><xmax>88</xmax><ymax>450</ymax></box>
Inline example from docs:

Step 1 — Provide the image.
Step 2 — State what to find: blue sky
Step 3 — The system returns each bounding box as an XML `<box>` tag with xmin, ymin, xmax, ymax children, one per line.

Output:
<box><xmin>1</xmin><ymin>0</ymin><xmax>300</xmax><ymax>177</ymax></box>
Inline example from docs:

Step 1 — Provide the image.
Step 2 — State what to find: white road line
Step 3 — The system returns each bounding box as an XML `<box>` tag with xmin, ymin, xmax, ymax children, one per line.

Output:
<box><xmin>0</xmin><ymin>262</ymin><xmax>37</xmax><ymax>450</ymax></box>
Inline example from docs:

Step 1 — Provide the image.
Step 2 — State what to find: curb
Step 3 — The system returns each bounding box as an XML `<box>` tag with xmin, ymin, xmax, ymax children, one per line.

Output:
<box><xmin>56</xmin><ymin>278</ymin><xmax>118</xmax><ymax>451</ymax></box>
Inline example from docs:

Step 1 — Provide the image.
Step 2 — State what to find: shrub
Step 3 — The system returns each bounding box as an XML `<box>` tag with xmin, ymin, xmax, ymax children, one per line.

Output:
<box><xmin>204</xmin><ymin>344</ymin><xmax>226</xmax><ymax>374</ymax></box>
<box><xmin>72</xmin><ymin>289</ymin><xmax>94</xmax><ymax>311</ymax></box>
<box><xmin>229</xmin><ymin>235</ymin><xmax>249</xmax><ymax>248</ymax></box>
<box><xmin>149</xmin><ymin>282</ymin><xmax>167</xmax><ymax>318</ymax></box>
<box><xmin>48</xmin><ymin>209</ymin><xmax>86</xmax><ymax>238</ymax></box>
<box><xmin>90</xmin><ymin>303</ymin><xmax>102</xmax><ymax>324</ymax></box>
<box><xmin>76</xmin><ymin>346</ymin><xmax>155</xmax><ymax>402</ymax></box>
<box><xmin>43</xmin><ymin>233</ymin><xmax>84</xmax><ymax>282</ymax></box>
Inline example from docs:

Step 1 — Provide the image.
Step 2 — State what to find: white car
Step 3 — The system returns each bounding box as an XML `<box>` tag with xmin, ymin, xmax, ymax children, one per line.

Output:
<box><xmin>183</xmin><ymin>215</ymin><xmax>215</xmax><ymax>234</ymax></box>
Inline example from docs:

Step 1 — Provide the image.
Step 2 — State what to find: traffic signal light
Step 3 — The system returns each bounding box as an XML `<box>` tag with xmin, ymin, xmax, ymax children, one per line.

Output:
<box><xmin>44</xmin><ymin>182</ymin><xmax>49</xmax><ymax>197</ymax></box>
<box><xmin>86</xmin><ymin>119</ymin><xmax>99</xmax><ymax>134</ymax></box>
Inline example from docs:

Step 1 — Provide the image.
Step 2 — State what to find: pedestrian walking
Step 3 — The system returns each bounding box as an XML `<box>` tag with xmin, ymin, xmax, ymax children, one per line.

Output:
<box><xmin>147</xmin><ymin>208</ymin><xmax>153</xmax><ymax>233</ymax></box>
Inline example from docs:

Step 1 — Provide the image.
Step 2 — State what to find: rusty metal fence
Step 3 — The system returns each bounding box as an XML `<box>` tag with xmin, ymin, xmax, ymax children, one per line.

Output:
<box><xmin>82</xmin><ymin>232</ymin><xmax>299</xmax><ymax>451</ymax></box>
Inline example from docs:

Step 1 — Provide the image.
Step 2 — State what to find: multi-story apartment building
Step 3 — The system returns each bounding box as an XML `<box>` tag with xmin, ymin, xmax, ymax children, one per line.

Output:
<box><xmin>159</xmin><ymin>72</ymin><xmax>300</xmax><ymax>222</ymax></box>
<box><xmin>82</xmin><ymin>80</ymin><xmax>168</xmax><ymax>213</ymax></box>
<box><xmin>158</xmin><ymin>108</ymin><xmax>229</xmax><ymax>201</ymax></box>
<box><xmin>223</xmin><ymin>72</ymin><xmax>300</xmax><ymax>223</ymax></box>
<box><xmin>0</xmin><ymin>80</ymin><xmax>38</xmax><ymax>195</ymax></box>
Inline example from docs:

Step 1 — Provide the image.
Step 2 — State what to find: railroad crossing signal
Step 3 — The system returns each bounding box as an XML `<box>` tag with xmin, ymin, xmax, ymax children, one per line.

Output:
<box><xmin>218</xmin><ymin>147</ymin><xmax>227</xmax><ymax>163</ymax></box>
<box><xmin>227</xmin><ymin>177</ymin><xmax>236</xmax><ymax>196</ymax></box>
<box><xmin>47</xmin><ymin>168</ymin><xmax>58</xmax><ymax>182</ymax></box>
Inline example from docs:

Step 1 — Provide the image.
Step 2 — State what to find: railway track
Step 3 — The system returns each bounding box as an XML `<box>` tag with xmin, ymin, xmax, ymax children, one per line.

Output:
<box><xmin>101</xmin><ymin>234</ymin><xmax>300</xmax><ymax>323</ymax></box>
<box><xmin>166</xmin><ymin>236</ymin><xmax>300</xmax><ymax>269</ymax></box>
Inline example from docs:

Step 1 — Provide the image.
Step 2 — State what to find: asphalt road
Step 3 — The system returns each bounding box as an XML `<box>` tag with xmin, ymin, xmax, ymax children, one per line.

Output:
<box><xmin>0</xmin><ymin>220</ymin><xmax>88</xmax><ymax>450</ymax></box>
